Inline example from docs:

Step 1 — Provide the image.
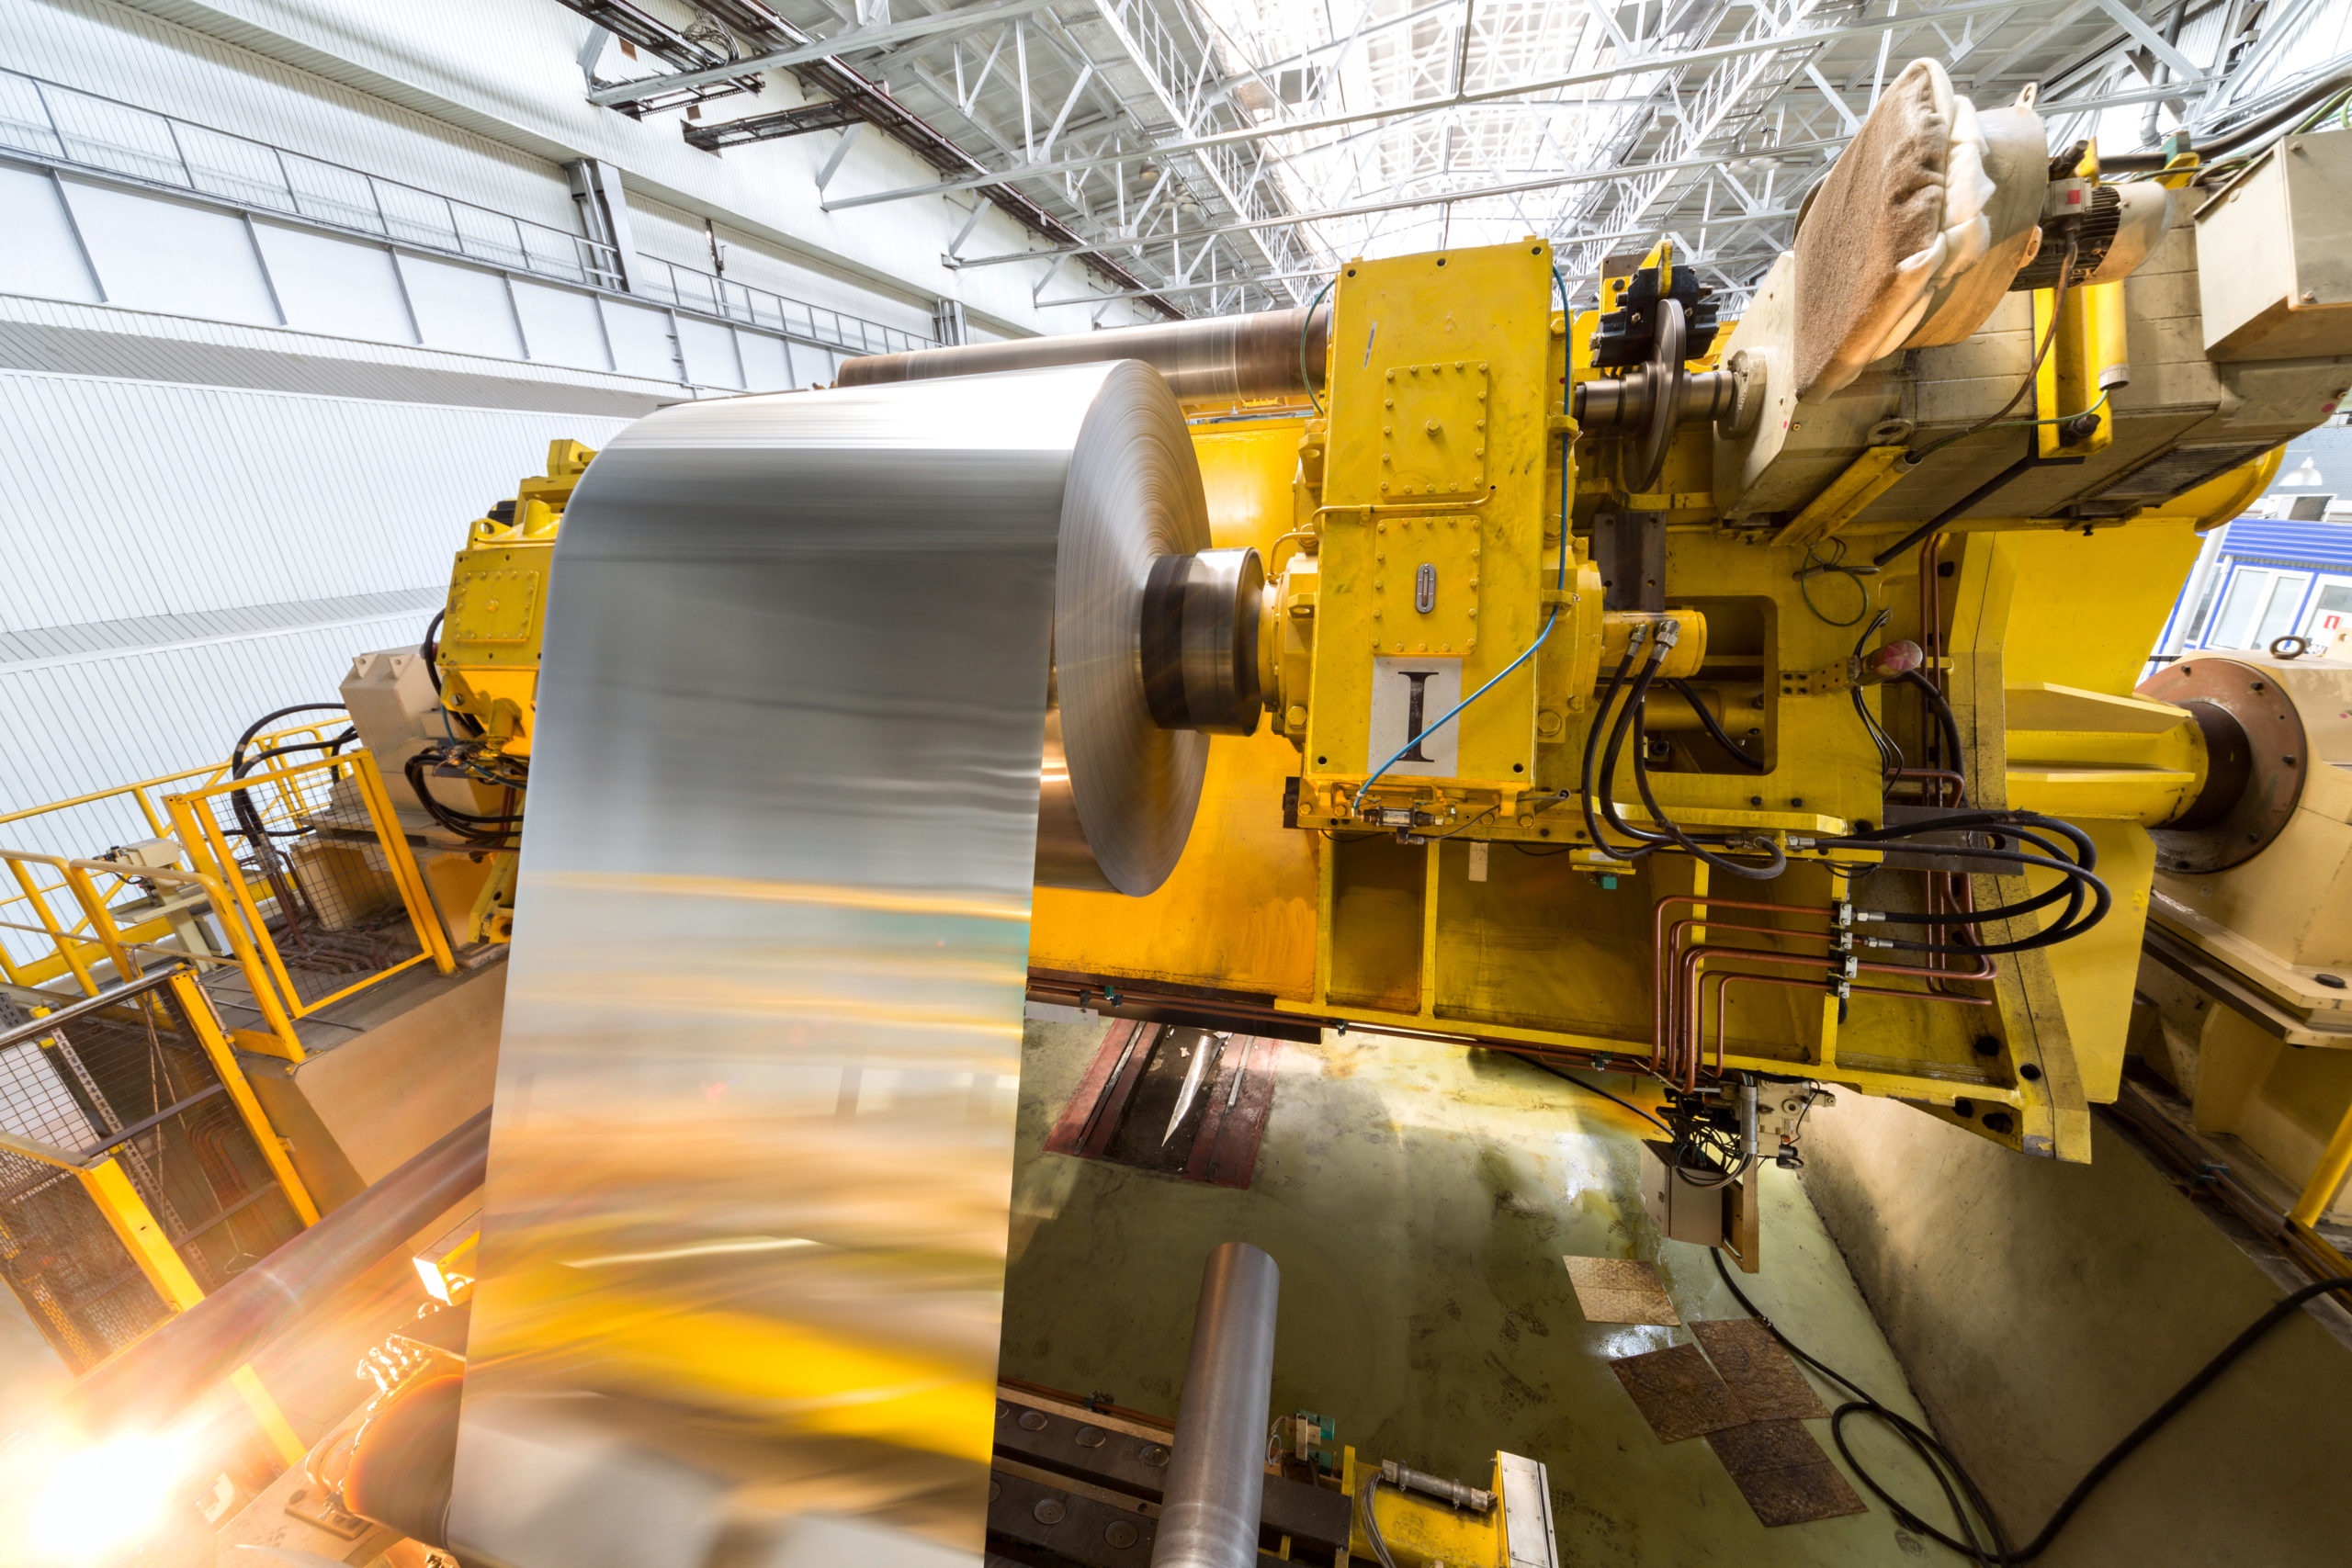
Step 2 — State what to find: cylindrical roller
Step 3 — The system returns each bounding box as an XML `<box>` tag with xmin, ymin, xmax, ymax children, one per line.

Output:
<box><xmin>64</xmin><ymin>1109</ymin><xmax>490</xmax><ymax>1437</ymax></box>
<box><xmin>838</xmin><ymin>306</ymin><xmax>1331</xmax><ymax>402</ymax></box>
<box><xmin>1573</xmin><ymin>367</ymin><xmax>1735</xmax><ymax>429</ymax></box>
<box><xmin>1153</xmin><ymin>1241</ymin><xmax>1280</xmax><ymax>1568</ymax></box>
<box><xmin>1142</xmin><ymin>547</ymin><xmax>1264</xmax><ymax>736</ymax></box>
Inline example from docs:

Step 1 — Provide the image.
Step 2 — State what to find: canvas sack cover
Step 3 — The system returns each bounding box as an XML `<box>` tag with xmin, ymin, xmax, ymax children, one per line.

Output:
<box><xmin>1792</xmin><ymin>59</ymin><xmax>2017</xmax><ymax>401</ymax></box>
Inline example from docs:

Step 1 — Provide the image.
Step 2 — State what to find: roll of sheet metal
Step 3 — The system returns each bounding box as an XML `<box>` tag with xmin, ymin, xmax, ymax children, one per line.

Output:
<box><xmin>448</xmin><ymin>362</ymin><xmax>1211</xmax><ymax>1568</ymax></box>
<box><xmin>837</xmin><ymin>305</ymin><xmax>1331</xmax><ymax>403</ymax></box>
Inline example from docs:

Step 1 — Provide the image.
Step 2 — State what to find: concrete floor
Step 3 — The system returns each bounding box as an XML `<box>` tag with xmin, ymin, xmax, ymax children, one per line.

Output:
<box><xmin>1002</xmin><ymin>1013</ymin><xmax>1958</xmax><ymax>1566</ymax></box>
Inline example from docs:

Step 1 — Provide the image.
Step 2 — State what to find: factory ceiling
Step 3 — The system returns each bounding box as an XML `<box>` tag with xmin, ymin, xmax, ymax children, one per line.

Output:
<box><xmin>571</xmin><ymin>0</ymin><xmax>2352</xmax><ymax>318</ymax></box>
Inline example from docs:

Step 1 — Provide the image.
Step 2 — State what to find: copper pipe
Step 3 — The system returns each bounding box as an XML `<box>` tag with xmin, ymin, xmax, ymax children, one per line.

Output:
<box><xmin>1661</xmin><ymin>917</ymin><xmax>1838</xmax><ymax>1079</ymax></box>
<box><xmin>1669</xmin><ymin>924</ymin><xmax>1985</xmax><ymax>1084</ymax></box>
<box><xmin>1669</xmin><ymin>919</ymin><xmax>1994</xmax><ymax>1086</ymax></box>
<box><xmin>1709</xmin><ymin>970</ymin><xmax>1994</xmax><ymax>1075</ymax></box>
<box><xmin>1918</xmin><ymin>531</ymin><xmax>1948</xmax><ymax>701</ymax></box>
<box><xmin>1648</xmin><ymin>894</ymin><xmax>1826</xmax><ymax>1071</ymax></box>
<box><xmin>1676</xmin><ymin>942</ymin><xmax>1988</xmax><ymax>1087</ymax></box>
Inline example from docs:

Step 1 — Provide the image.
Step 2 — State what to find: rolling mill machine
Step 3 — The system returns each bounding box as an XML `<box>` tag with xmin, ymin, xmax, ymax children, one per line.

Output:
<box><xmin>371</xmin><ymin>63</ymin><xmax>2352</xmax><ymax>1220</ymax></box>
<box><xmin>11</xmin><ymin>55</ymin><xmax>2352</xmax><ymax>1568</ymax></box>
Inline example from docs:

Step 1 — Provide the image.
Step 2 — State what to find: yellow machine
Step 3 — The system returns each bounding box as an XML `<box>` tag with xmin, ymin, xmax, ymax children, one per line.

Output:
<box><xmin>404</xmin><ymin>123</ymin><xmax>2352</xmax><ymax>1248</ymax></box>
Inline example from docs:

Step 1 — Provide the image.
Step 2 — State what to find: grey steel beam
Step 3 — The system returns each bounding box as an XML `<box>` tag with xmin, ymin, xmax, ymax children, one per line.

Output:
<box><xmin>587</xmin><ymin>0</ymin><xmax>1066</xmax><ymax>107</ymax></box>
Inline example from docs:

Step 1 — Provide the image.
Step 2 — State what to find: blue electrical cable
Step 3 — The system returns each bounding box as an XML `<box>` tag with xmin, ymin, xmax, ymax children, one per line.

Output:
<box><xmin>1351</xmin><ymin>264</ymin><xmax>1576</xmax><ymax>816</ymax></box>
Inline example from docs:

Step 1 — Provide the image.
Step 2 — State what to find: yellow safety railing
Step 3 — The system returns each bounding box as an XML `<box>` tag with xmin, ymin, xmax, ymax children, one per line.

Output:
<box><xmin>1</xmin><ymin>730</ymin><xmax>454</xmax><ymax>1062</ymax></box>
<box><xmin>0</xmin><ymin>964</ymin><xmax>314</xmax><ymax>1458</ymax></box>
<box><xmin>0</xmin><ymin>720</ymin><xmax>338</xmax><ymax>993</ymax></box>
<box><xmin>164</xmin><ymin>749</ymin><xmax>456</xmax><ymax>1027</ymax></box>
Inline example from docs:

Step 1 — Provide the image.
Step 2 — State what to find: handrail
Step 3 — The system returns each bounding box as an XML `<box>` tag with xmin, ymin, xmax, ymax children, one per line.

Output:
<box><xmin>0</xmin><ymin>721</ymin><xmax>339</xmax><ymax>993</ymax></box>
<box><xmin>0</xmin><ymin>66</ymin><xmax>939</xmax><ymax>366</ymax></box>
<box><xmin>633</xmin><ymin>254</ymin><xmax>933</xmax><ymax>357</ymax></box>
<box><xmin>0</xmin><ymin>720</ymin><xmax>337</xmax><ymax>829</ymax></box>
<box><xmin>0</xmin><ymin>66</ymin><xmax>620</xmax><ymax>288</ymax></box>
<box><xmin>0</xmin><ymin>962</ymin><xmax>318</xmax><ymax>1215</ymax></box>
<box><xmin>0</xmin><ymin>848</ymin><xmax>305</xmax><ymax>1059</ymax></box>
<box><xmin>4</xmin><ymin>742</ymin><xmax>454</xmax><ymax>1060</ymax></box>
<box><xmin>164</xmin><ymin>748</ymin><xmax>457</xmax><ymax>1026</ymax></box>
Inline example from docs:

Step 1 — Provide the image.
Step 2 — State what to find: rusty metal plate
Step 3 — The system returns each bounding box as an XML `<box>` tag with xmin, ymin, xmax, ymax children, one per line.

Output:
<box><xmin>1610</xmin><ymin>1343</ymin><xmax>1744</xmax><ymax>1442</ymax></box>
<box><xmin>1566</xmin><ymin>1255</ymin><xmax>1683</xmax><ymax>1326</ymax></box>
<box><xmin>1691</xmin><ymin>1318</ymin><xmax>1828</xmax><ymax>1422</ymax></box>
<box><xmin>1705</xmin><ymin>1419</ymin><xmax>1867</xmax><ymax>1528</ymax></box>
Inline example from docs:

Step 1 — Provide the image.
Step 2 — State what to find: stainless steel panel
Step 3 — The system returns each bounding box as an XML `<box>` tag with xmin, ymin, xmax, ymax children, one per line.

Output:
<box><xmin>448</xmin><ymin>364</ymin><xmax>1204</xmax><ymax>1567</ymax></box>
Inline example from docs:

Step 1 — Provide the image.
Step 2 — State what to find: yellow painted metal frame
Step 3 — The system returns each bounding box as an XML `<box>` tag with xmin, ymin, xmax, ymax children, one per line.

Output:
<box><xmin>0</xmin><ymin>721</ymin><xmax>339</xmax><ymax>991</ymax></box>
<box><xmin>2032</xmin><ymin>278</ymin><xmax>2123</xmax><ymax>458</ymax></box>
<box><xmin>0</xmin><ymin>969</ymin><xmax>314</xmax><ymax>1458</ymax></box>
<box><xmin>164</xmin><ymin>748</ymin><xmax>458</xmax><ymax>1021</ymax></box>
<box><xmin>1337</xmin><ymin>1447</ymin><xmax>1516</xmax><ymax>1566</ymax></box>
<box><xmin>1031</xmin><ymin>236</ymin><xmax>2284</xmax><ymax>1160</ymax></box>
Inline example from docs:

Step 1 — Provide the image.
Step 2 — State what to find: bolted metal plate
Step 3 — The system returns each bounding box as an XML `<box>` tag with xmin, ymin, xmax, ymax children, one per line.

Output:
<box><xmin>2139</xmin><ymin>656</ymin><xmax>2307</xmax><ymax>873</ymax></box>
<box><xmin>1379</xmin><ymin>359</ymin><xmax>1490</xmax><ymax>498</ymax></box>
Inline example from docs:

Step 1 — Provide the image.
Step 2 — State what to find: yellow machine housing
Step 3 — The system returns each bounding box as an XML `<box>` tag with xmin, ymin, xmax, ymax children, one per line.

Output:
<box><xmin>424</xmin><ymin>187</ymin><xmax>2348</xmax><ymax>1200</ymax></box>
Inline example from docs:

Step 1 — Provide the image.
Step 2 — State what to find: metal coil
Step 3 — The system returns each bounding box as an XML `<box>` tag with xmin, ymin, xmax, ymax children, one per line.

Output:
<box><xmin>447</xmin><ymin>363</ymin><xmax>1217</xmax><ymax>1568</ymax></box>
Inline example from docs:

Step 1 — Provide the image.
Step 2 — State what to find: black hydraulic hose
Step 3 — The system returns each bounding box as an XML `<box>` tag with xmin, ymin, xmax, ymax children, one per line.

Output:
<box><xmin>1854</xmin><ymin>822</ymin><xmax>2091</xmax><ymax>929</ymax></box>
<box><xmin>65</xmin><ymin>1109</ymin><xmax>492</xmax><ymax>1439</ymax></box>
<box><xmin>1833</xmin><ymin>812</ymin><xmax>2109</xmax><ymax>952</ymax></box>
<box><xmin>1874</xmin><ymin>446</ymin><xmax>2041</xmax><ymax>569</ymax></box>
<box><xmin>1599</xmin><ymin>641</ymin><xmax>1674</xmax><ymax>849</ymax></box>
<box><xmin>1667</xmin><ymin>676</ymin><xmax>1768</xmax><ymax>772</ymax></box>
<box><xmin>1632</xmin><ymin>712</ymin><xmax>1788</xmax><ymax>880</ymax></box>
<box><xmin>1713</xmin><ymin>1252</ymin><xmax>2352</xmax><ymax>1564</ymax></box>
<box><xmin>1580</xmin><ymin>647</ymin><xmax>1656</xmax><ymax>857</ymax></box>
<box><xmin>227</xmin><ymin>703</ymin><xmax>352</xmax><ymax>848</ymax></box>
<box><xmin>405</xmin><ymin>750</ymin><xmax>520</xmax><ymax>845</ymax></box>
<box><xmin>230</xmin><ymin>703</ymin><xmax>348</xmax><ymax>777</ymax></box>
<box><xmin>1901</xmin><ymin>671</ymin><xmax>1967</xmax><ymax>787</ymax></box>
<box><xmin>1839</xmin><ymin>846</ymin><xmax>2108</xmax><ymax>954</ymax></box>
<box><xmin>422</xmin><ymin>608</ymin><xmax>486</xmax><ymax>738</ymax></box>
<box><xmin>2102</xmin><ymin>67</ymin><xmax>2352</xmax><ymax>173</ymax></box>
<box><xmin>1842</xmin><ymin>810</ymin><xmax>2098</xmax><ymax>868</ymax></box>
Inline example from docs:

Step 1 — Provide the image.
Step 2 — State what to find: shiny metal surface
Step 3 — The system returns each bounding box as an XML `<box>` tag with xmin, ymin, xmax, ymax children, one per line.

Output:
<box><xmin>448</xmin><ymin>364</ymin><xmax>1209</xmax><ymax>1568</ymax></box>
<box><xmin>1035</xmin><ymin>363</ymin><xmax>1213</xmax><ymax>894</ymax></box>
<box><xmin>1140</xmin><ymin>547</ymin><xmax>1264</xmax><ymax>737</ymax></box>
<box><xmin>838</xmin><ymin>306</ymin><xmax>1331</xmax><ymax>403</ymax></box>
<box><xmin>1150</xmin><ymin>1242</ymin><xmax>1280</xmax><ymax>1568</ymax></box>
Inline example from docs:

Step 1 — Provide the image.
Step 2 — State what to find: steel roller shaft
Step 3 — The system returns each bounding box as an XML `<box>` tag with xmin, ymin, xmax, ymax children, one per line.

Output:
<box><xmin>839</xmin><ymin>305</ymin><xmax>1331</xmax><ymax>402</ymax></box>
<box><xmin>1151</xmin><ymin>1241</ymin><xmax>1282</xmax><ymax>1568</ymax></box>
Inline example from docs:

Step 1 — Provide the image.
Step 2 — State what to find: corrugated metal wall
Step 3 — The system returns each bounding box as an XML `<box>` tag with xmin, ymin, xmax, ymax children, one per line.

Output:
<box><xmin>5</xmin><ymin>0</ymin><xmax>582</xmax><ymax>229</ymax></box>
<box><xmin>0</xmin><ymin>369</ymin><xmax>631</xmax><ymax>825</ymax></box>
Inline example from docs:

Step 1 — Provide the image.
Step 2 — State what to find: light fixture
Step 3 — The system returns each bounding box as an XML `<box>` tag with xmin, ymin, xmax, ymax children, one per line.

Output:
<box><xmin>2281</xmin><ymin>455</ymin><xmax>2324</xmax><ymax>487</ymax></box>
